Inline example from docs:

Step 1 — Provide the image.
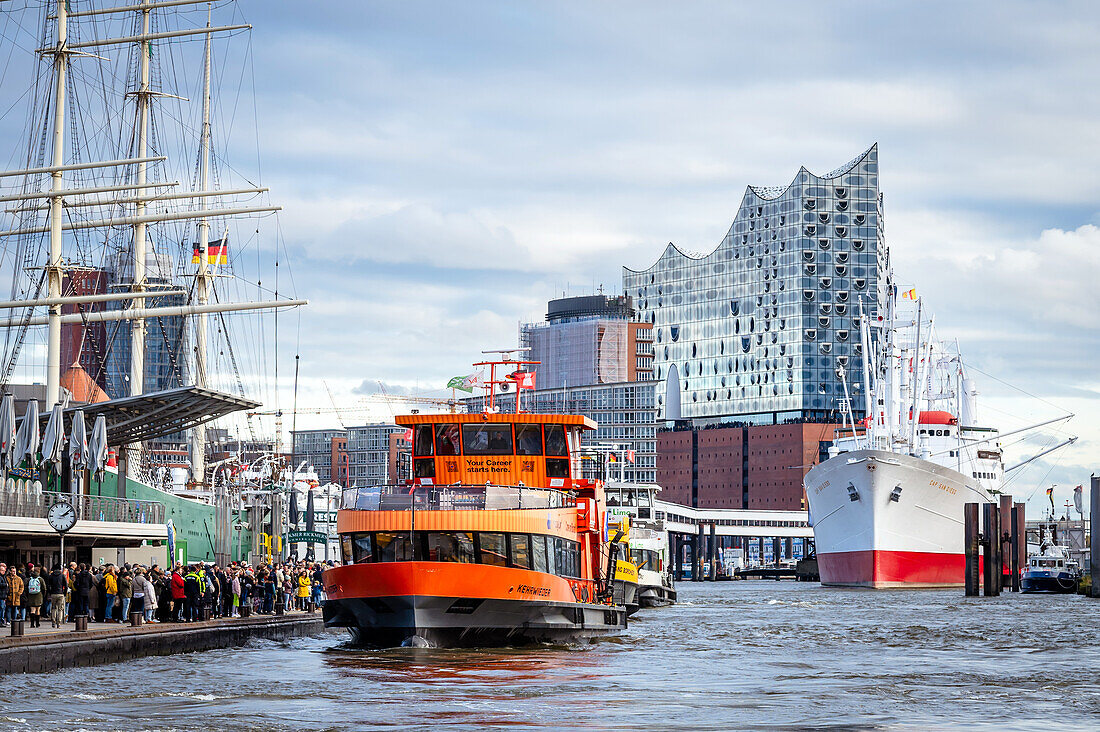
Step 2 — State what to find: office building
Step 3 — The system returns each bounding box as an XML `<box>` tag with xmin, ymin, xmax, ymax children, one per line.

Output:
<box><xmin>347</xmin><ymin>423</ymin><xmax>405</xmax><ymax>486</ymax></box>
<box><xmin>292</xmin><ymin>428</ymin><xmax>348</xmax><ymax>485</ymax></box>
<box><xmin>623</xmin><ymin>144</ymin><xmax>889</xmax><ymax>424</ymax></box>
<box><xmin>465</xmin><ymin>380</ymin><xmax>658</xmax><ymax>484</ymax></box>
<box><xmin>521</xmin><ymin>294</ymin><xmax>653</xmax><ymax>390</ymax></box>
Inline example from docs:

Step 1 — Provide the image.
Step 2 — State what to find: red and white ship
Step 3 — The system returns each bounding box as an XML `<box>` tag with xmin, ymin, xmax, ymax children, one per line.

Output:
<box><xmin>804</xmin><ymin>293</ymin><xmax>1072</xmax><ymax>588</ymax></box>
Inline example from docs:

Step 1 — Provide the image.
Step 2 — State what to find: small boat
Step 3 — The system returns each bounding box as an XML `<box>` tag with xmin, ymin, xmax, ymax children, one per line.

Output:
<box><xmin>1020</xmin><ymin>542</ymin><xmax>1081</xmax><ymax>594</ymax></box>
<box><xmin>322</xmin><ymin>365</ymin><xmax>629</xmax><ymax>647</ymax></box>
<box><xmin>607</xmin><ymin>481</ymin><xmax>676</xmax><ymax>608</ymax></box>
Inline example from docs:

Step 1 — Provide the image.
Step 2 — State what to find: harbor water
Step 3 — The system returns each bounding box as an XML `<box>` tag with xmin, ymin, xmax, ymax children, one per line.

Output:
<box><xmin>1</xmin><ymin>581</ymin><xmax>1097</xmax><ymax>731</ymax></box>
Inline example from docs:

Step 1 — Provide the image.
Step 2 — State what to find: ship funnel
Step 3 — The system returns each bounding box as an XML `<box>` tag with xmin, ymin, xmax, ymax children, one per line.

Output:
<box><xmin>960</xmin><ymin>378</ymin><xmax>979</xmax><ymax>427</ymax></box>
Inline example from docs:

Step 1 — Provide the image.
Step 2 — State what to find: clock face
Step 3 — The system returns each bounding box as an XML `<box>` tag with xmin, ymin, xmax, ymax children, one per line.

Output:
<box><xmin>47</xmin><ymin>501</ymin><xmax>77</xmax><ymax>533</ymax></box>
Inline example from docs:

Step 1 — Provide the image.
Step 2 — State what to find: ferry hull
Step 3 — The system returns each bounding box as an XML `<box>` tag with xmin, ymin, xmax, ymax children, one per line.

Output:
<box><xmin>323</xmin><ymin>563</ymin><xmax>626</xmax><ymax>647</ymax></box>
<box><xmin>637</xmin><ymin>568</ymin><xmax>676</xmax><ymax>607</ymax></box>
<box><xmin>1020</xmin><ymin>575</ymin><xmax>1079</xmax><ymax>594</ymax></box>
<box><xmin>805</xmin><ymin>449</ymin><xmax>992</xmax><ymax>589</ymax></box>
<box><xmin>324</xmin><ymin>595</ymin><xmax>626</xmax><ymax>647</ymax></box>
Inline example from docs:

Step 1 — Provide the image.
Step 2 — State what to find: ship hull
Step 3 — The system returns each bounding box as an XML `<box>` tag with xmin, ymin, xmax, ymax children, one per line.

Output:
<box><xmin>323</xmin><ymin>563</ymin><xmax>626</xmax><ymax>648</ymax></box>
<box><xmin>1020</xmin><ymin>574</ymin><xmax>1079</xmax><ymax>594</ymax></box>
<box><xmin>805</xmin><ymin>449</ymin><xmax>992</xmax><ymax>588</ymax></box>
<box><xmin>324</xmin><ymin>594</ymin><xmax>627</xmax><ymax>647</ymax></box>
<box><xmin>637</xmin><ymin>568</ymin><xmax>675</xmax><ymax>607</ymax></box>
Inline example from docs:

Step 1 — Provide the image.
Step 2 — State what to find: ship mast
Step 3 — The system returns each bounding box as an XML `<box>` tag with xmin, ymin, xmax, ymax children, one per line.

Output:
<box><xmin>44</xmin><ymin>0</ymin><xmax>71</xmax><ymax>409</ymax></box>
<box><xmin>190</xmin><ymin>7</ymin><xmax>214</xmax><ymax>486</ymax></box>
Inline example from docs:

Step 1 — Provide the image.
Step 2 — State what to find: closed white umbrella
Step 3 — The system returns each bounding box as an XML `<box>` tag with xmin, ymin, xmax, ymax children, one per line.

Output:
<box><xmin>68</xmin><ymin>409</ymin><xmax>88</xmax><ymax>494</ymax></box>
<box><xmin>41</xmin><ymin>403</ymin><xmax>65</xmax><ymax>476</ymax></box>
<box><xmin>88</xmin><ymin>414</ymin><xmax>108</xmax><ymax>481</ymax></box>
<box><xmin>14</xmin><ymin>399</ymin><xmax>39</xmax><ymax>468</ymax></box>
<box><xmin>0</xmin><ymin>394</ymin><xmax>14</xmax><ymax>473</ymax></box>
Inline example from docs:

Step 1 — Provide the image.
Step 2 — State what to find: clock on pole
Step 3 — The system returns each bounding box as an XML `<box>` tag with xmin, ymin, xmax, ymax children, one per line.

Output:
<box><xmin>48</xmin><ymin>500</ymin><xmax>77</xmax><ymax>565</ymax></box>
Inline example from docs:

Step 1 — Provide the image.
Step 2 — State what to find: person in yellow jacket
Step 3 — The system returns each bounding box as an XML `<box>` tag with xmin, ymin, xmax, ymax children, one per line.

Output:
<box><xmin>296</xmin><ymin>572</ymin><xmax>311</xmax><ymax>610</ymax></box>
<box><xmin>103</xmin><ymin>566</ymin><xmax>118</xmax><ymax>623</ymax></box>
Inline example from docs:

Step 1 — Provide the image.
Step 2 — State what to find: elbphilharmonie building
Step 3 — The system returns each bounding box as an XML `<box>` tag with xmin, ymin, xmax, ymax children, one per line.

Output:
<box><xmin>623</xmin><ymin>144</ymin><xmax>889</xmax><ymax>423</ymax></box>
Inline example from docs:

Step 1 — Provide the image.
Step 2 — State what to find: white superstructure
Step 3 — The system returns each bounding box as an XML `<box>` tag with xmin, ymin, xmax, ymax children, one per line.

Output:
<box><xmin>804</xmin><ymin>291</ymin><xmax>1072</xmax><ymax>587</ymax></box>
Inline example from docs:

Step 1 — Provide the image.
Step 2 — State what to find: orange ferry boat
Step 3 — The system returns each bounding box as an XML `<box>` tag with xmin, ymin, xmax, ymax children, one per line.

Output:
<box><xmin>322</xmin><ymin>407</ymin><xmax>629</xmax><ymax>647</ymax></box>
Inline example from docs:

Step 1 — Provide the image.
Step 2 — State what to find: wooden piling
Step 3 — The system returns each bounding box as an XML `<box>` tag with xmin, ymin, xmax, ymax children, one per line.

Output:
<box><xmin>964</xmin><ymin>503</ymin><xmax>980</xmax><ymax>596</ymax></box>
<box><xmin>709</xmin><ymin>523</ymin><xmax>718</xmax><ymax>580</ymax></box>
<box><xmin>1091</xmin><ymin>475</ymin><xmax>1099</xmax><ymax>598</ymax></box>
<box><xmin>1011</xmin><ymin>503</ymin><xmax>1024</xmax><ymax>592</ymax></box>
<box><xmin>999</xmin><ymin>495</ymin><xmax>1012</xmax><ymax>589</ymax></box>
<box><xmin>982</xmin><ymin>503</ymin><xmax>1000</xmax><ymax>596</ymax></box>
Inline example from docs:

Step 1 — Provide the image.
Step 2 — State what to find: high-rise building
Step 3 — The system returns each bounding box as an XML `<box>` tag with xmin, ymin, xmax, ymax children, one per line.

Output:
<box><xmin>521</xmin><ymin>294</ymin><xmax>653</xmax><ymax>390</ymax></box>
<box><xmin>347</xmin><ymin>423</ymin><xmax>405</xmax><ymax>486</ymax></box>
<box><xmin>464</xmin><ymin>381</ymin><xmax>658</xmax><ymax>484</ymax></box>
<box><xmin>105</xmin><ymin>249</ymin><xmax>187</xmax><ymax>399</ymax></box>
<box><xmin>292</xmin><ymin>428</ymin><xmax>348</xmax><ymax>484</ymax></box>
<box><xmin>623</xmin><ymin>144</ymin><xmax>888</xmax><ymax>424</ymax></box>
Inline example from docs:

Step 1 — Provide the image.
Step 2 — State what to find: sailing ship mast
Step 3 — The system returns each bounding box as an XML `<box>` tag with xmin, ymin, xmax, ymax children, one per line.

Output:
<box><xmin>0</xmin><ymin>0</ymin><xmax>307</xmax><ymax>474</ymax></box>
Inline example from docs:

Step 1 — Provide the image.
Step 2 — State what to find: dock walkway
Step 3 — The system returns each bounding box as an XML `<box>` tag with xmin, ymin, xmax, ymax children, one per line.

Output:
<box><xmin>0</xmin><ymin>610</ymin><xmax>328</xmax><ymax>675</ymax></box>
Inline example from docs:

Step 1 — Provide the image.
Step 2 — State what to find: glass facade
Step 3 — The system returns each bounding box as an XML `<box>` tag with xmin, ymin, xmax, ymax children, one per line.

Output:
<box><xmin>346</xmin><ymin>423</ymin><xmax>404</xmax><ymax>485</ymax></box>
<box><xmin>623</xmin><ymin>145</ymin><xmax>889</xmax><ymax>422</ymax></box>
<box><xmin>464</xmin><ymin>381</ymin><xmax>658</xmax><ymax>483</ymax></box>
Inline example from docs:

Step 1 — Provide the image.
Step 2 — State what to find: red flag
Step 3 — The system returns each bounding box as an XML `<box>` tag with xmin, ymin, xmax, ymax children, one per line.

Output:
<box><xmin>402</xmin><ymin>428</ymin><xmax>413</xmax><ymax>443</ymax></box>
<box><xmin>508</xmin><ymin>370</ymin><xmax>536</xmax><ymax>390</ymax></box>
<box><xmin>626</xmin><ymin>449</ymin><xmax>635</xmax><ymax>463</ymax></box>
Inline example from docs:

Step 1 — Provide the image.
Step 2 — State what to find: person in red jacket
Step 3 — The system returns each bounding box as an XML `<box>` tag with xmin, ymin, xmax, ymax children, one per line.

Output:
<box><xmin>170</xmin><ymin>568</ymin><xmax>186</xmax><ymax>622</ymax></box>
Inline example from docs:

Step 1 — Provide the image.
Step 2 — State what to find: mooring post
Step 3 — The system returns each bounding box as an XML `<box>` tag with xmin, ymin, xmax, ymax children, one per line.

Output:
<box><xmin>674</xmin><ymin>534</ymin><xmax>683</xmax><ymax>582</ymax></box>
<box><xmin>694</xmin><ymin>524</ymin><xmax>703</xmax><ymax>581</ymax></box>
<box><xmin>709</xmin><ymin>523</ymin><xmax>718</xmax><ymax>580</ymax></box>
<box><xmin>1011</xmin><ymin>502</ymin><xmax>1025</xmax><ymax>592</ymax></box>
<box><xmin>1091</xmin><ymin>475</ymin><xmax>1099</xmax><ymax>598</ymax></box>
<box><xmin>964</xmin><ymin>503</ymin><xmax>980</xmax><ymax>596</ymax></box>
<box><xmin>982</xmin><ymin>503</ymin><xmax>998</xmax><ymax>596</ymax></box>
<box><xmin>999</xmin><ymin>495</ymin><xmax>1012</xmax><ymax>589</ymax></box>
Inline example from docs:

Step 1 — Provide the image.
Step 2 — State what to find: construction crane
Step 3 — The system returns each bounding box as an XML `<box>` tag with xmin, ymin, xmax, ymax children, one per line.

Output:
<box><xmin>369</xmin><ymin>392</ymin><xmax>461</xmax><ymax>414</ymax></box>
<box><xmin>324</xmin><ymin>380</ymin><xmax>348</xmax><ymax>429</ymax></box>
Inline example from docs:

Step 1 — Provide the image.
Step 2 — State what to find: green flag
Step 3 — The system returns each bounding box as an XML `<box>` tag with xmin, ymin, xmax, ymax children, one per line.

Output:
<box><xmin>447</xmin><ymin>375</ymin><xmax>474</xmax><ymax>393</ymax></box>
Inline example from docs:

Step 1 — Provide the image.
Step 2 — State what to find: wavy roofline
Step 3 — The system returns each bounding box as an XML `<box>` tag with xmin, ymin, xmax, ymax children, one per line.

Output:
<box><xmin>623</xmin><ymin>144</ymin><xmax>877</xmax><ymax>275</ymax></box>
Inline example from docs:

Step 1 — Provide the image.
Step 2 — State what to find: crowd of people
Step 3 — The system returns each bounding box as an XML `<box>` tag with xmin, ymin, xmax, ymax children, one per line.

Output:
<box><xmin>0</xmin><ymin>559</ymin><xmax>334</xmax><ymax>629</ymax></box>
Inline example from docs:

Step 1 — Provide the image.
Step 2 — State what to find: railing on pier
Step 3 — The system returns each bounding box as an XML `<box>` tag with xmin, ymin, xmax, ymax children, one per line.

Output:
<box><xmin>0</xmin><ymin>488</ymin><xmax>165</xmax><ymax>525</ymax></box>
<box><xmin>341</xmin><ymin>484</ymin><xmax>569</xmax><ymax>512</ymax></box>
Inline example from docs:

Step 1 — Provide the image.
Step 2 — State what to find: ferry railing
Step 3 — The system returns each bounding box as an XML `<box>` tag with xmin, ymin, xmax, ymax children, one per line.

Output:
<box><xmin>0</xmin><ymin>486</ymin><xmax>165</xmax><ymax>524</ymax></box>
<box><xmin>341</xmin><ymin>484</ymin><xmax>569</xmax><ymax>512</ymax></box>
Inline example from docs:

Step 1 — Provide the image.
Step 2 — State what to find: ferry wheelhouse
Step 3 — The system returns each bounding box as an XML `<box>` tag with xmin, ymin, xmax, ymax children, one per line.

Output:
<box><xmin>322</xmin><ymin>413</ymin><xmax>628</xmax><ymax>647</ymax></box>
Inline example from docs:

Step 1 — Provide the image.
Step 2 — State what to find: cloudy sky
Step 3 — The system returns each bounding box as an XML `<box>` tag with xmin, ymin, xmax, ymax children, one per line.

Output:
<box><xmin>1</xmin><ymin>1</ymin><xmax>1097</xmax><ymax>513</ymax></box>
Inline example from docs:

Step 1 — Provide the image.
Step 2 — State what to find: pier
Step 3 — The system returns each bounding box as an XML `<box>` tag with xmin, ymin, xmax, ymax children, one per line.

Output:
<box><xmin>655</xmin><ymin>500</ymin><xmax>813</xmax><ymax>581</ymax></box>
<box><xmin>0</xmin><ymin>611</ymin><xmax>327</xmax><ymax>675</ymax></box>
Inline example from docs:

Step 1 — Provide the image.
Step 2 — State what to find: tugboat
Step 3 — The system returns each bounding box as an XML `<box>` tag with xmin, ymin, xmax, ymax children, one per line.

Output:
<box><xmin>1021</xmin><ymin>542</ymin><xmax>1082</xmax><ymax>594</ymax></box>
<box><xmin>322</xmin><ymin>369</ymin><xmax>629</xmax><ymax>646</ymax></box>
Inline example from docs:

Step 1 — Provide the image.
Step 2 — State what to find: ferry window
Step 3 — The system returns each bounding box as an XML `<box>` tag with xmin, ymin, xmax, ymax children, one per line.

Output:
<box><xmin>462</xmin><ymin>424</ymin><xmax>514</xmax><ymax>456</ymax></box>
<box><xmin>509</xmin><ymin>534</ymin><xmax>531</xmax><ymax>569</ymax></box>
<box><xmin>516</xmin><ymin>424</ymin><xmax>543</xmax><ymax>455</ymax></box>
<box><xmin>532</xmin><ymin>535</ymin><xmax>549</xmax><ymax>573</ymax></box>
<box><xmin>375</xmin><ymin>532</ymin><xmax>414</xmax><ymax>562</ymax></box>
<box><xmin>414</xmin><ymin>459</ymin><xmax>435</xmax><ymax>479</ymax></box>
<box><xmin>426</xmin><ymin>532</ymin><xmax>475</xmax><ymax>563</ymax></box>
<box><xmin>546</xmin><ymin>458</ymin><xmax>570</xmax><ymax>479</ymax></box>
<box><xmin>435</xmin><ymin>424</ymin><xmax>462</xmax><ymax>456</ymax></box>
<box><xmin>478</xmin><ymin>532</ymin><xmax>508</xmax><ymax>567</ymax></box>
<box><xmin>545</xmin><ymin>424</ymin><xmax>569</xmax><ymax>456</ymax></box>
<box><xmin>341</xmin><ymin>535</ymin><xmax>354</xmax><ymax>564</ymax></box>
<box><xmin>351</xmin><ymin>534</ymin><xmax>374</xmax><ymax>563</ymax></box>
<box><xmin>414</xmin><ymin>425</ymin><xmax>434</xmax><ymax>456</ymax></box>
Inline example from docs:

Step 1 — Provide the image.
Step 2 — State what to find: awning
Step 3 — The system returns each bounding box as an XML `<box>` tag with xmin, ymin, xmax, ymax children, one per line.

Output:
<box><xmin>39</xmin><ymin>386</ymin><xmax>260</xmax><ymax>447</ymax></box>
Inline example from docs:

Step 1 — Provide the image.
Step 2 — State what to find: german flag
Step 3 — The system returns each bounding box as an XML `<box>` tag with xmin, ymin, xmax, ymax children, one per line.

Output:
<box><xmin>192</xmin><ymin>238</ymin><xmax>228</xmax><ymax>265</ymax></box>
